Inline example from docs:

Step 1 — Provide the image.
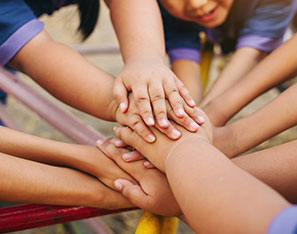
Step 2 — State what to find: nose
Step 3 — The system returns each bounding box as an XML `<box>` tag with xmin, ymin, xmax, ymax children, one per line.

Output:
<box><xmin>188</xmin><ymin>0</ymin><xmax>208</xmax><ymax>9</ymax></box>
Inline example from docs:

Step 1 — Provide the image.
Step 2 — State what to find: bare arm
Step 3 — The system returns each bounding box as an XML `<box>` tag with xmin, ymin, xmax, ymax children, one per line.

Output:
<box><xmin>0</xmin><ymin>151</ymin><xmax>132</xmax><ymax>209</ymax></box>
<box><xmin>213</xmin><ymin>82</ymin><xmax>297</xmax><ymax>157</ymax></box>
<box><xmin>171</xmin><ymin>59</ymin><xmax>203</xmax><ymax>104</ymax></box>
<box><xmin>201</xmin><ymin>47</ymin><xmax>267</xmax><ymax>107</ymax></box>
<box><xmin>9</xmin><ymin>30</ymin><xmax>117</xmax><ymax>121</ymax></box>
<box><xmin>204</xmin><ymin>35</ymin><xmax>297</xmax><ymax>126</ymax></box>
<box><xmin>0</xmin><ymin>126</ymin><xmax>136</xmax><ymax>190</ymax></box>
<box><xmin>232</xmin><ymin>140</ymin><xmax>297</xmax><ymax>203</ymax></box>
<box><xmin>108</xmin><ymin>0</ymin><xmax>195</xmax><ymax>132</ymax></box>
<box><xmin>113</xmin><ymin>122</ymin><xmax>289</xmax><ymax>234</ymax></box>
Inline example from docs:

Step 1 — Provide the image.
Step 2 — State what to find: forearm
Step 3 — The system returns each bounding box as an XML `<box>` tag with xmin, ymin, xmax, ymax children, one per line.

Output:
<box><xmin>109</xmin><ymin>0</ymin><xmax>165</xmax><ymax>62</ymax></box>
<box><xmin>204</xmin><ymin>36</ymin><xmax>297</xmax><ymax>126</ymax></box>
<box><xmin>232</xmin><ymin>140</ymin><xmax>297</xmax><ymax>203</ymax></box>
<box><xmin>214</xmin><ymin>83</ymin><xmax>297</xmax><ymax>157</ymax></box>
<box><xmin>171</xmin><ymin>59</ymin><xmax>202</xmax><ymax>103</ymax></box>
<box><xmin>9</xmin><ymin>30</ymin><xmax>117</xmax><ymax>121</ymax></box>
<box><xmin>165</xmin><ymin>138</ymin><xmax>289</xmax><ymax>233</ymax></box>
<box><xmin>201</xmin><ymin>47</ymin><xmax>266</xmax><ymax>107</ymax></box>
<box><xmin>0</xmin><ymin>152</ymin><xmax>131</xmax><ymax>209</ymax></box>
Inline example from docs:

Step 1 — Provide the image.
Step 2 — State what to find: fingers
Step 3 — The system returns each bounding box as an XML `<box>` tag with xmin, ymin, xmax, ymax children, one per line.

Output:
<box><xmin>154</xmin><ymin>122</ymin><xmax>181</xmax><ymax>140</ymax></box>
<box><xmin>114</xmin><ymin>126</ymin><xmax>145</xmax><ymax>152</ymax></box>
<box><xmin>174</xmin><ymin>77</ymin><xmax>196</xmax><ymax>107</ymax></box>
<box><xmin>133</xmin><ymin>87</ymin><xmax>154</xmax><ymax>126</ymax></box>
<box><xmin>97</xmin><ymin>138</ymin><xmax>147</xmax><ymax>178</ymax></box>
<box><xmin>164</xmin><ymin>78</ymin><xmax>186</xmax><ymax>118</ymax></box>
<box><xmin>113</xmin><ymin>79</ymin><xmax>129</xmax><ymax>113</ymax></box>
<box><xmin>148</xmin><ymin>83</ymin><xmax>169</xmax><ymax>128</ymax></box>
<box><xmin>126</xmin><ymin>113</ymin><xmax>156</xmax><ymax>143</ymax></box>
<box><xmin>122</xmin><ymin>150</ymin><xmax>145</xmax><ymax>162</ymax></box>
<box><xmin>166</xmin><ymin>102</ymin><xmax>199</xmax><ymax>132</ymax></box>
<box><xmin>114</xmin><ymin>179</ymin><xmax>149</xmax><ymax>206</ymax></box>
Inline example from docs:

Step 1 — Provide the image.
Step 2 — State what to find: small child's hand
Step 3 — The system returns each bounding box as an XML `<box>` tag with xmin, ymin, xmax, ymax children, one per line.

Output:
<box><xmin>114</xmin><ymin>108</ymin><xmax>212</xmax><ymax>172</ymax></box>
<box><xmin>115</xmin><ymin>93</ymin><xmax>205</xmax><ymax>143</ymax></box>
<box><xmin>97</xmin><ymin>138</ymin><xmax>181</xmax><ymax>216</ymax></box>
<box><xmin>113</xmin><ymin>57</ymin><xmax>196</xmax><ymax>128</ymax></box>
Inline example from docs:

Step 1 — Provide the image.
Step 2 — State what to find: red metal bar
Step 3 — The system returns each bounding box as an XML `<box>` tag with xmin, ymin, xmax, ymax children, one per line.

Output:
<box><xmin>0</xmin><ymin>204</ymin><xmax>135</xmax><ymax>233</ymax></box>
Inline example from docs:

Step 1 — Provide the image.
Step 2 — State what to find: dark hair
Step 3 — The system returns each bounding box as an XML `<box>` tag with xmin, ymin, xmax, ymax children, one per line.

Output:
<box><xmin>77</xmin><ymin>0</ymin><xmax>100</xmax><ymax>40</ymax></box>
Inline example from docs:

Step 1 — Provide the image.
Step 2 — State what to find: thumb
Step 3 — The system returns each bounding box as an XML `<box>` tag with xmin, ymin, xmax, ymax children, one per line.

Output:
<box><xmin>113</xmin><ymin>79</ymin><xmax>129</xmax><ymax>113</ymax></box>
<box><xmin>114</xmin><ymin>179</ymin><xmax>148</xmax><ymax>206</ymax></box>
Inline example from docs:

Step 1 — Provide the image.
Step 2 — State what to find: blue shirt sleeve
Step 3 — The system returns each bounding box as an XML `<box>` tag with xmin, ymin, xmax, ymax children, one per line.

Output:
<box><xmin>0</xmin><ymin>0</ymin><xmax>44</xmax><ymax>66</ymax></box>
<box><xmin>238</xmin><ymin>0</ymin><xmax>297</xmax><ymax>51</ymax></box>
<box><xmin>159</xmin><ymin>1</ymin><xmax>202</xmax><ymax>63</ymax></box>
<box><xmin>268</xmin><ymin>206</ymin><xmax>297</xmax><ymax>234</ymax></box>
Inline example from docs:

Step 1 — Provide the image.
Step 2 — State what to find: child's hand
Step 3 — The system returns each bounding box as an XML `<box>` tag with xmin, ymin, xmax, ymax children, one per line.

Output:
<box><xmin>97</xmin><ymin>138</ymin><xmax>181</xmax><ymax>216</ymax></box>
<box><xmin>113</xmin><ymin>57</ymin><xmax>196</xmax><ymax>128</ymax></box>
<box><xmin>114</xmin><ymin>108</ymin><xmax>212</xmax><ymax>172</ymax></box>
<box><xmin>115</xmin><ymin>93</ymin><xmax>205</xmax><ymax>143</ymax></box>
<box><xmin>74</xmin><ymin>145</ymin><xmax>137</xmax><ymax>190</ymax></box>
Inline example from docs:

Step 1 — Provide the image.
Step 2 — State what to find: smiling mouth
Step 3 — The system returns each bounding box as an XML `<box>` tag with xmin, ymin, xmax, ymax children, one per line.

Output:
<box><xmin>197</xmin><ymin>6</ymin><xmax>219</xmax><ymax>22</ymax></box>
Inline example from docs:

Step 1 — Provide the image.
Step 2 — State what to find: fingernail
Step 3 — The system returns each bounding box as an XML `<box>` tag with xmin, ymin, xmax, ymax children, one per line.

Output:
<box><xmin>160</xmin><ymin>119</ymin><xmax>169</xmax><ymax>127</ymax></box>
<box><xmin>114</xmin><ymin>180</ymin><xmax>123</xmax><ymax>191</ymax></box>
<box><xmin>114</xmin><ymin>139</ymin><xmax>123</xmax><ymax>147</ymax></box>
<box><xmin>172</xmin><ymin>129</ymin><xmax>181</xmax><ymax>138</ymax></box>
<box><xmin>177</xmin><ymin>108</ymin><xmax>185</xmax><ymax>116</ymax></box>
<box><xmin>122</xmin><ymin>153</ymin><xmax>132</xmax><ymax>161</ymax></box>
<box><xmin>113</xmin><ymin>126</ymin><xmax>118</xmax><ymax>132</ymax></box>
<box><xmin>147</xmin><ymin>117</ymin><xmax>155</xmax><ymax>126</ymax></box>
<box><xmin>120</xmin><ymin>103</ymin><xmax>127</xmax><ymax>112</ymax></box>
<box><xmin>190</xmin><ymin>122</ymin><xmax>199</xmax><ymax>131</ymax></box>
<box><xmin>147</xmin><ymin>134</ymin><xmax>156</xmax><ymax>142</ymax></box>
<box><xmin>189</xmin><ymin>99</ymin><xmax>196</xmax><ymax>106</ymax></box>
<box><xmin>197</xmin><ymin>116</ymin><xmax>205</xmax><ymax>123</ymax></box>
<box><xmin>144</xmin><ymin>161</ymin><xmax>152</xmax><ymax>167</ymax></box>
<box><xmin>96</xmin><ymin>139</ymin><xmax>103</xmax><ymax>146</ymax></box>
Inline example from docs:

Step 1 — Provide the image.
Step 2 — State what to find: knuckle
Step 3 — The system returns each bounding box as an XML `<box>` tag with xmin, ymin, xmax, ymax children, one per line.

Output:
<box><xmin>151</xmin><ymin>94</ymin><xmax>164</xmax><ymax>103</ymax></box>
<box><xmin>135</xmin><ymin>96</ymin><xmax>149</xmax><ymax>104</ymax></box>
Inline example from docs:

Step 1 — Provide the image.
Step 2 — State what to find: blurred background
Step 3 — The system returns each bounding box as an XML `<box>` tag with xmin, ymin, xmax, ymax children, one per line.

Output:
<box><xmin>3</xmin><ymin>2</ymin><xmax>297</xmax><ymax>234</ymax></box>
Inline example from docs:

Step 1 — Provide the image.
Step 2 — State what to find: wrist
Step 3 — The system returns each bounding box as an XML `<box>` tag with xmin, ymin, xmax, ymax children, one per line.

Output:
<box><xmin>165</xmin><ymin>135</ymin><xmax>210</xmax><ymax>172</ymax></box>
<box><xmin>124</xmin><ymin>54</ymin><xmax>165</xmax><ymax>64</ymax></box>
<box><xmin>108</xmin><ymin>98</ymin><xmax>119</xmax><ymax>122</ymax></box>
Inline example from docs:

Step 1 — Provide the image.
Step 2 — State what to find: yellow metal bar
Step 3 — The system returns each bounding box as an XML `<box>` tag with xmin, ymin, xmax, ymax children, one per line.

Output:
<box><xmin>135</xmin><ymin>211</ymin><xmax>163</xmax><ymax>234</ymax></box>
<box><xmin>200</xmin><ymin>40</ymin><xmax>214</xmax><ymax>90</ymax></box>
<box><xmin>161</xmin><ymin>217</ymin><xmax>179</xmax><ymax>234</ymax></box>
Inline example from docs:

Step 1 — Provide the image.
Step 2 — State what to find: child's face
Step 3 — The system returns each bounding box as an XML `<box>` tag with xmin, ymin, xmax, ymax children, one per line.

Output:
<box><xmin>160</xmin><ymin>0</ymin><xmax>234</xmax><ymax>27</ymax></box>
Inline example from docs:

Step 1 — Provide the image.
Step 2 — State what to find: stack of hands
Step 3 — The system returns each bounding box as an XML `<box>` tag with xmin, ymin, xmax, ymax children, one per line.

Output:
<box><xmin>96</xmin><ymin>75</ymin><xmax>212</xmax><ymax>216</ymax></box>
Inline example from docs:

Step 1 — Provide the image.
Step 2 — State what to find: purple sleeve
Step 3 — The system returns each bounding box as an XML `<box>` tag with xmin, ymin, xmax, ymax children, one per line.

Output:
<box><xmin>168</xmin><ymin>48</ymin><xmax>201</xmax><ymax>63</ymax></box>
<box><xmin>0</xmin><ymin>19</ymin><xmax>44</xmax><ymax>66</ymax></box>
<box><xmin>236</xmin><ymin>35</ymin><xmax>283</xmax><ymax>52</ymax></box>
<box><xmin>268</xmin><ymin>205</ymin><xmax>297</xmax><ymax>234</ymax></box>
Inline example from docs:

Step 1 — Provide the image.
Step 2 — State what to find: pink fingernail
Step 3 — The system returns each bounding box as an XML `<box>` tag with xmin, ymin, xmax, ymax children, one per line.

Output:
<box><xmin>120</xmin><ymin>103</ymin><xmax>127</xmax><ymax>112</ymax></box>
<box><xmin>96</xmin><ymin>139</ymin><xmax>103</xmax><ymax>146</ymax></box>
<box><xmin>189</xmin><ymin>100</ymin><xmax>196</xmax><ymax>106</ymax></box>
<box><xmin>113</xmin><ymin>126</ymin><xmax>118</xmax><ymax>132</ymax></box>
<box><xmin>197</xmin><ymin>116</ymin><xmax>205</xmax><ymax>123</ymax></box>
<box><xmin>144</xmin><ymin>161</ymin><xmax>152</xmax><ymax>167</ymax></box>
<box><xmin>147</xmin><ymin>117</ymin><xmax>155</xmax><ymax>126</ymax></box>
<box><xmin>114</xmin><ymin>180</ymin><xmax>123</xmax><ymax>191</ymax></box>
<box><xmin>160</xmin><ymin>119</ymin><xmax>169</xmax><ymax>127</ymax></box>
<box><xmin>115</xmin><ymin>140</ymin><xmax>123</xmax><ymax>147</ymax></box>
<box><xmin>190</xmin><ymin>122</ymin><xmax>199</xmax><ymax>131</ymax></box>
<box><xmin>177</xmin><ymin>108</ymin><xmax>185</xmax><ymax>116</ymax></box>
<box><xmin>172</xmin><ymin>129</ymin><xmax>181</xmax><ymax>138</ymax></box>
<box><xmin>122</xmin><ymin>153</ymin><xmax>132</xmax><ymax>161</ymax></box>
<box><xmin>147</xmin><ymin>134</ymin><xmax>156</xmax><ymax>142</ymax></box>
